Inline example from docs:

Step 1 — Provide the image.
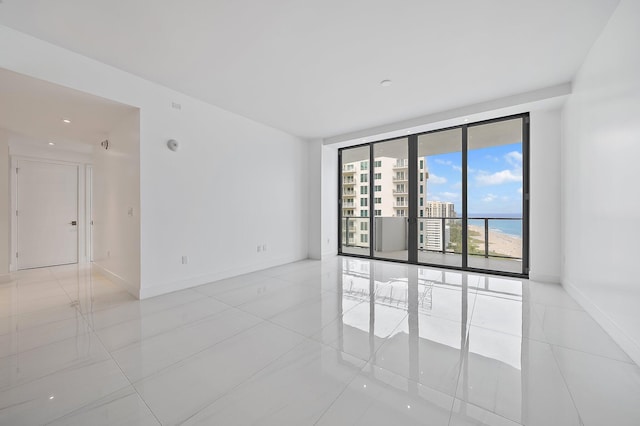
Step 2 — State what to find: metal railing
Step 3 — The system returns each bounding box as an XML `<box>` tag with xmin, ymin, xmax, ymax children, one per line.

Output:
<box><xmin>419</xmin><ymin>217</ymin><xmax>522</xmax><ymax>260</ymax></box>
<box><xmin>340</xmin><ymin>216</ymin><xmax>523</xmax><ymax>260</ymax></box>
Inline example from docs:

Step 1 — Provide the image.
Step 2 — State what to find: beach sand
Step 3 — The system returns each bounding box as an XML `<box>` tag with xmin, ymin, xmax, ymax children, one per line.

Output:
<box><xmin>468</xmin><ymin>225</ymin><xmax>522</xmax><ymax>258</ymax></box>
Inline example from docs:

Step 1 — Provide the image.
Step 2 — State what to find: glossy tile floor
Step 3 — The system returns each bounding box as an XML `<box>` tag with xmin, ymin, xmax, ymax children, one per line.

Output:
<box><xmin>1</xmin><ymin>258</ymin><xmax>639</xmax><ymax>425</ymax></box>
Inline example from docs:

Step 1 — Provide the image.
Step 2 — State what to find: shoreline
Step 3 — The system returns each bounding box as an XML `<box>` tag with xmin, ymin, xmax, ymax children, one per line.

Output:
<box><xmin>468</xmin><ymin>224</ymin><xmax>522</xmax><ymax>258</ymax></box>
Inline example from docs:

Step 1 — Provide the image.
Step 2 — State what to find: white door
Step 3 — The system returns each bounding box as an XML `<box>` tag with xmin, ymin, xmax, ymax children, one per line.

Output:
<box><xmin>17</xmin><ymin>160</ymin><xmax>79</xmax><ymax>269</ymax></box>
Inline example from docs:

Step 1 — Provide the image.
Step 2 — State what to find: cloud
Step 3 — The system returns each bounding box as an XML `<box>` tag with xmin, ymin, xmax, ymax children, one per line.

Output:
<box><xmin>429</xmin><ymin>174</ymin><xmax>447</xmax><ymax>184</ymax></box>
<box><xmin>440</xmin><ymin>192</ymin><xmax>460</xmax><ymax>200</ymax></box>
<box><xmin>485</xmin><ymin>155</ymin><xmax>499</xmax><ymax>162</ymax></box>
<box><xmin>505</xmin><ymin>151</ymin><xmax>522</xmax><ymax>167</ymax></box>
<box><xmin>517</xmin><ymin>187</ymin><xmax>523</xmax><ymax>194</ymax></box>
<box><xmin>452</xmin><ymin>181</ymin><xmax>462</xmax><ymax>189</ymax></box>
<box><xmin>434</xmin><ymin>159</ymin><xmax>452</xmax><ymax>166</ymax></box>
<box><xmin>483</xmin><ymin>193</ymin><xmax>498</xmax><ymax>202</ymax></box>
<box><xmin>476</xmin><ymin>169</ymin><xmax>522</xmax><ymax>185</ymax></box>
<box><xmin>434</xmin><ymin>158</ymin><xmax>462</xmax><ymax>172</ymax></box>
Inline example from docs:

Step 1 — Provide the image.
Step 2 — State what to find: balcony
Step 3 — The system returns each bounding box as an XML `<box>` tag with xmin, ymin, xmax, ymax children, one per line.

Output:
<box><xmin>343</xmin><ymin>191</ymin><xmax>356</xmax><ymax>197</ymax></box>
<box><xmin>392</xmin><ymin>188</ymin><xmax>408</xmax><ymax>195</ymax></box>
<box><xmin>342</xmin><ymin>201</ymin><xmax>355</xmax><ymax>208</ymax></box>
<box><xmin>393</xmin><ymin>161</ymin><xmax>408</xmax><ymax>169</ymax></box>
<box><xmin>340</xmin><ymin>216</ymin><xmax>524</xmax><ymax>275</ymax></box>
<box><xmin>394</xmin><ymin>202</ymin><xmax>408</xmax><ymax>208</ymax></box>
<box><xmin>342</xmin><ymin>165</ymin><xmax>356</xmax><ymax>174</ymax></box>
<box><xmin>343</xmin><ymin>178</ymin><xmax>355</xmax><ymax>185</ymax></box>
<box><xmin>392</xmin><ymin>176</ymin><xmax>407</xmax><ymax>182</ymax></box>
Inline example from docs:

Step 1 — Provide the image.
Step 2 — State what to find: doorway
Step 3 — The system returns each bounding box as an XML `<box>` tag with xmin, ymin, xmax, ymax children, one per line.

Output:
<box><xmin>14</xmin><ymin>158</ymin><xmax>79</xmax><ymax>269</ymax></box>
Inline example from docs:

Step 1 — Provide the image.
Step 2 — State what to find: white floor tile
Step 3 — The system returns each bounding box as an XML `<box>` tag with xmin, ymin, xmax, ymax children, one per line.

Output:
<box><xmin>0</xmin><ymin>314</ymin><xmax>92</xmax><ymax>358</ymax></box>
<box><xmin>95</xmin><ymin>297</ymin><xmax>230</xmax><ymax>352</ymax></box>
<box><xmin>47</xmin><ymin>386</ymin><xmax>160</xmax><ymax>426</ymax></box>
<box><xmin>182</xmin><ymin>340</ymin><xmax>365</xmax><ymax>425</ymax></box>
<box><xmin>315</xmin><ymin>363</ymin><xmax>454</xmax><ymax>426</ymax></box>
<box><xmin>0</xmin><ymin>359</ymin><xmax>130</xmax><ymax>425</ymax></box>
<box><xmin>111</xmin><ymin>307</ymin><xmax>260</xmax><ymax>382</ymax></box>
<box><xmin>449</xmin><ymin>399</ymin><xmax>522</xmax><ymax>426</ymax></box>
<box><xmin>134</xmin><ymin>322</ymin><xmax>305</xmax><ymax>425</ymax></box>
<box><xmin>552</xmin><ymin>345</ymin><xmax>640</xmax><ymax>426</ymax></box>
<box><xmin>372</xmin><ymin>313</ymin><xmax>467</xmax><ymax>396</ymax></box>
<box><xmin>0</xmin><ymin>332</ymin><xmax>109</xmax><ymax>391</ymax></box>
<box><xmin>1</xmin><ymin>258</ymin><xmax>637</xmax><ymax>425</ymax></box>
<box><xmin>456</xmin><ymin>326</ymin><xmax>581</xmax><ymax>425</ymax></box>
<box><xmin>534</xmin><ymin>304</ymin><xmax>632</xmax><ymax>362</ymax></box>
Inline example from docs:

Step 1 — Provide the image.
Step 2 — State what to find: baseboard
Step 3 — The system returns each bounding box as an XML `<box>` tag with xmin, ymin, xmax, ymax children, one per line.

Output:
<box><xmin>563</xmin><ymin>279</ymin><xmax>640</xmax><ymax>366</ymax></box>
<box><xmin>528</xmin><ymin>271</ymin><xmax>561</xmax><ymax>284</ymax></box>
<box><xmin>321</xmin><ymin>249</ymin><xmax>338</xmax><ymax>259</ymax></box>
<box><xmin>92</xmin><ymin>262</ymin><xmax>140</xmax><ymax>299</ymax></box>
<box><xmin>138</xmin><ymin>254</ymin><xmax>307</xmax><ymax>300</ymax></box>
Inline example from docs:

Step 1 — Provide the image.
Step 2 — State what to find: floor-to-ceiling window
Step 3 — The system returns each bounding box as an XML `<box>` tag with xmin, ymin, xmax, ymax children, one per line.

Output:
<box><xmin>338</xmin><ymin>113</ymin><xmax>529</xmax><ymax>277</ymax></box>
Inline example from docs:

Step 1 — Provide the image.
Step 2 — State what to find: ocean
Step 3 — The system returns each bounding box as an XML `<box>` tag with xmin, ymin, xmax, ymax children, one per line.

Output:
<box><xmin>468</xmin><ymin>214</ymin><xmax>523</xmax><ymax>238</ymax></box>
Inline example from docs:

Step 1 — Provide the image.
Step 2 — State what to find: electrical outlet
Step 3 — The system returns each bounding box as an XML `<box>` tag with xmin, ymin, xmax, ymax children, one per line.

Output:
<box><xmin>182</xmin><ymin>256</ymin><xmax>188</xmax><ymax>264</ymax></box>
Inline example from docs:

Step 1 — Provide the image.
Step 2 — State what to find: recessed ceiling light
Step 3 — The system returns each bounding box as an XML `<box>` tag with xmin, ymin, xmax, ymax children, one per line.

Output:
<box><xmin>48</xmin><ymin>142</ymin><xmax>55</xmax><ymax>146</ymax></box>
<box><xmin>380</xmin><ymin>79</ymin><xmax>392</xmax><ymax>87</ymax></box>
<box><xmin>62</xmin><ymin>119</ymin><xmax>71</xmax><ymax>124</ymax></box>
<box><xmin>463</xmin><ymin>118</ymin><xmax>469</xmax><ymax>123</ymax></box>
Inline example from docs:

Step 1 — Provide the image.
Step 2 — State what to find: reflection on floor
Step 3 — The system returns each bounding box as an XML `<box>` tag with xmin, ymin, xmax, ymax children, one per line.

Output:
<box><xmin>342</xmin><ymin>247</ymin><xmax>523</xmax><ymax>274</ymax></box>
<box><xmin>1</xmin><ymin>257</ymin><xmax>639</xmax><ymax>425</ymax></box>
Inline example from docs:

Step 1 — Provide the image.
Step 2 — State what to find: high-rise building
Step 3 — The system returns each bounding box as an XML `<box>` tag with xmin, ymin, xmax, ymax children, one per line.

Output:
<box><xmin>343</xmin><ymin>157</ymin><xmax>455</xmax><ymax>251</ymax></box>
<box><xmin>422</xmin><ymin>201</ymin><xmax>457</xmax><ymax>251</ymax></box>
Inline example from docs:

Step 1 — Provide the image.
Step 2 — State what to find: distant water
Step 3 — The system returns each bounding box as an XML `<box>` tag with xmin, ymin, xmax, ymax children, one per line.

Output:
<box><xmin>468</xmin><ymin>214</ymin><xmax>522</xmax><ymax>238</ymax></box>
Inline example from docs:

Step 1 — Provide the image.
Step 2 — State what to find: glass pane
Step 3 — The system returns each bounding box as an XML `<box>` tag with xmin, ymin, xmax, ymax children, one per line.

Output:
<box><xmin>467</xmin><ymin>118</ymin><xmax>523</xmax><ymax>274</ymax></box>
<box><xmin>373</xmin><ymin>138</ymin><xmax>408</xmax><ymax>261</ymax></box>
<box><xmin>416</xmin><ymin>128</ymin><xmax>463</xmax><ymax>267</ymax></box>
<box><xmin>341</xmin><ymin>146</ymin><xmax>370</xmax><ymax>256</ymax></box>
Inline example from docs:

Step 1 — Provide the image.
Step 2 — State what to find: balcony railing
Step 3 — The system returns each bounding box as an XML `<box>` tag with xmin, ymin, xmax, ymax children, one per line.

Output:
<box><xmin>393</xmin><ymin>176</ymin><xmax>407</xmax><ymax>182</ymax></box>
<box><xmin>343</xmin><ymin>178</ymin><xmax>355</xmax><ymax>185</ymax></box>
<box><xmin>394</xmin><ymin>202</ymin><xmax>408</xmax><ymax>207</ymax></box>
<box><xmin>392</xmin><ymin>188</ymin><xmax>408</xmax><ymax>194</ymax></box>
<box><xmin>342</xmin><ymin>165</ymin><xmax>356</xmax><ymax>173</ymax></box>
<box><xmin>340</xmin><ymin>215</ymin><xmax>523</xmax><ymax>261</ymax></box>
<box><xmin>418</xmin><ymin>217</ymin><xmax>522</xmax><ymax>260</ymax></box>
<box><xmin>393</xmin><ymin>161</ymin><xmax>408</xmax><ymax>169</ymax></box>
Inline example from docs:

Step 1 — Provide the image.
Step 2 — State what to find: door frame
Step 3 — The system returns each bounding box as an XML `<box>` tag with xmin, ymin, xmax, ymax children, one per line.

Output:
<box><xmin>9</xmin><ymin>156</ymin><xmax>90</xmax><ymax>271</ymax></box>
<box><xmin>337</xmin><ymin>112</ymin><xmax>530</xmax><ymax>278</ymax></box>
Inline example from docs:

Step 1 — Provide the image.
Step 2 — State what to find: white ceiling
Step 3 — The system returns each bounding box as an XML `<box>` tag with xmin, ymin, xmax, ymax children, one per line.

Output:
<box><xmin>0</xmin><ymin>0</ymin><xmax>619</xmax><ymax>139</ymax></box>
<box><xmin>0</xmin><ymin>67</ymin><xmax>136</xmax><ymax>149</ymax></box>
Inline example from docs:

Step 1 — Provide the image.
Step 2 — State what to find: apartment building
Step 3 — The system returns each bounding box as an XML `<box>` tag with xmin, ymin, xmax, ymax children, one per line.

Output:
<box><xmin>343</xmin><ymin>156</ymin><xmax>452</xmax><ymax>251</ymax></box>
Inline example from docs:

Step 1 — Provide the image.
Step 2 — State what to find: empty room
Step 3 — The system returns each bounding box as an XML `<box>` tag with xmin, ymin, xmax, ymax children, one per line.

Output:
<box><xmin>0</xmin><ymin>0</ymin><xmax>639</xmax><ymax>425</ymax></box>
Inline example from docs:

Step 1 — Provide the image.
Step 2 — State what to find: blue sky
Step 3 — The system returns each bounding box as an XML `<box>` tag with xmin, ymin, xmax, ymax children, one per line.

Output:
<box><xmin>425</xmin><ymin>142</ymin><xmax>523</xmax><ymax>216</ymax></box>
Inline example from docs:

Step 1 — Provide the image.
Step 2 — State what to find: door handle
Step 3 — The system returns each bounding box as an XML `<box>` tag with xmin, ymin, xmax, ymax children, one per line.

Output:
<box><xmin>70</xmin><ymin>221</ymin><xmax>77</xmax><ymax>226</ymax></box>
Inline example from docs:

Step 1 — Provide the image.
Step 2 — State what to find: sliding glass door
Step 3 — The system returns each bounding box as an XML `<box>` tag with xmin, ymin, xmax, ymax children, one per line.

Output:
<box><xmin>373</xmin><ymin>138</ymin><xmax>409</xmax><ymax>262</ymax></box>
<box><xmin>338</xmin><ymin>114</ymin><xmax>529</xmax><ymax>277</ymax></box>
<box><xmin>467</xmin><ymin>117</ymin><xmax>526</xmax><ymax>274</ymax></box>
<box><xmin>415</xmin><ymin>128</ymin><xmax>463</xmax><ymax>268</ymax></box>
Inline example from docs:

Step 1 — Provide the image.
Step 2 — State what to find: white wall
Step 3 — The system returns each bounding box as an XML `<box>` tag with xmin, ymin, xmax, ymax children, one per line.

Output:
<box><xmin>0</xmin><ymin>130</ymin><xmax>9</xmax><ymax>278</ymax></box>
<box><xmin>92</xmin><ymin>111</ymin><xmax>141</xmax><ymax>296</ymax></box>
<box><xmin>561</xmin><ymin>0</ymin><xmax>640</xmax><ymax>365</ymax></box>
<box><xmin>0</xmin><ymin>25</ymin><xmax>310</xmax><ymax>298</ymax></box>
<box><xmin>321</xmin><ymin>145</ymin><xmax>338</xmax><ymax>258</ymax></box>
<box><xmin>308</xmin><ymin>139</ymin><xmax>322</xmax><ymax>260</ymax></box>
<box><xmin>529</xmin><ymin>109</ymin><xmax>562</xmax><ymax>283</ymax></box>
